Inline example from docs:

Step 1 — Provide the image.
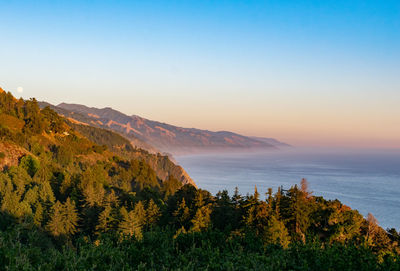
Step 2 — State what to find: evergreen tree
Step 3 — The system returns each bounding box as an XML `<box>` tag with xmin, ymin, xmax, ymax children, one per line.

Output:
<box><xmin>212</xmin><ymin>190</ymin><xmax>238</xmax><ymax>231</ymax></box>
<box><xmin>265</xmin><ymin>215</ymin><xmax>291</xmax><ymax>248</ymax></box>
<box><xmin>282</xmin><ymin>185</ymin><xmax>313</xmax><ymax>243</ymax></box>
<box><xmin>80</xmin><ymin>167</ymin><xmax>107</xmax><ymax>207</ymax></box>
<box><xmin>146</xmin><ymin>199</ymin><xmax>160</xmax><ymax>228</ymax></box>
<box><xmin>46</xmin><ymin>201</ymin><xmax>65</xmax><ymax>237</ymax></box>
<box><xmin>23</xmin><ymin>186</ymin><xmax>39</xmax><ymax>205</ymax></box>
<box><xmin>190</xmin><ymin>204</ymin><xmax>212</xmax><ymax>233</ymax></box>
<box><xmin>38</xmin><ymin>182</ymin><xmax>56</xmax><ymax>203</ymax></box>
<box><xmin>63</xmin><ymin>198</ymin><xmax>79</xmax><ymax>235</ymax></box>
<box><xmin>328</xmin><ymin>204</ymin><xmax>363</xmax><ymax>243</ymax></box>
<box><xmin>173</xmin><ymin>198</ymin><xmax>191</xmax><ymax>230</ymax></box>
<box><xmin>119</xmin><ymin>203</ymin><xmax>145</xmax><ymax>240</ymax></box>
<box><xmin>96</xmin><ymin>205</ymin><xmax>114</xmax><ymax>233</ymax></box>
<box><xmin>232</xmin><ymin>186</ymin><xmax>242</xmax><ymax>206</ymax></box>
<box><xmin>46</xmin><ymin>198</ymin><xmax>78</xmax><ymax>237</ymax></box>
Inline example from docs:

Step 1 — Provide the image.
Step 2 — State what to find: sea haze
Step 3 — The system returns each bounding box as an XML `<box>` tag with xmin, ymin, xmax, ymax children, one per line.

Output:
<box><xmin>176</xmin><ymin>148</ymin><xmax>400</xmax><ymax>230</ymax></box>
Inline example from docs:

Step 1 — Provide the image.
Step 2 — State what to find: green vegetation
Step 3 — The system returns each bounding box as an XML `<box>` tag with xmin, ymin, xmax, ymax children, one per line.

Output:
<box><xmin>1</xmin><ymin>90</ymin><xmax>400</xmax><ymax>270</ymax></box>
<box><xmin>66</xmin><ymin>115</ymin><xmax>194</xmax><ymax>186</ymax></box>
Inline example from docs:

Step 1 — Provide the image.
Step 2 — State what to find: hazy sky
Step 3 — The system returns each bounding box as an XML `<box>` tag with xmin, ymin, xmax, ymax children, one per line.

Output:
<box><xmin>1</xmin><ymin>0</ymin><xmax>399</xmax><ymax>148</ymax></box>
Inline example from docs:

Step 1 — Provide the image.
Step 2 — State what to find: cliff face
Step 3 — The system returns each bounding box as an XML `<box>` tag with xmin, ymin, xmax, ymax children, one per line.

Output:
<box><xmin>135</xmin><ymin>152</ymin><xmax>195</xmax><ymax>186</ymax></box>
<box><xmin>56</xmin><ymin>103</ymin><xmax>281</xmax><ymax>154</ymax></box>
<box><xmin>64</xmin><ymin>120</ymin><xmax>196</xmax><ymax>187</ymax></box>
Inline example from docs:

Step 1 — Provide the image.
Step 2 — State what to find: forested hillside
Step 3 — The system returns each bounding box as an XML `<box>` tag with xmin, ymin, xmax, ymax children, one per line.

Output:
<box><xmin>38</xmin><ymin>101</ymin><xmax>194</xmax><ymax>186</ymax></box>
<box><xmin>1</xmin><ymin>88</ymin><xmax>400</xmax><ymax>270</ymax></box>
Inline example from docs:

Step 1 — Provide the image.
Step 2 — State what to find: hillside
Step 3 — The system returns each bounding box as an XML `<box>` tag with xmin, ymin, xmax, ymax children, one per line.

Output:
<box><xmin>250</xmin><ymin>136</ymin><xmax>291</xmax><ymax>148</ymax></box>
<box><xmin>54</xmin><ymin>102</ymin><xmax>283</xmax><ymax>154</ymax></box>
<box><xmin>0</xmin><ymin>88</ymin><xmax>194</xmax><ymax>187</ymax></box>
<box><xmin>67</xmin><ymin>122</ymin><xmax>194</xmax><ymax>186</ymax></box>
<box><xmin>1</xmin><ymin>88</ymin><xmax>400</xmax><ymax>269</ymax></box>
<box><xmin>37</xmin><ymin>102</ymin><xmax>194</xmax><ymax>186</ymax></box>
<box><xmin>38</xmin><ymin>101</ymin><xmax>160</xmax><ymax>154</ymax></box>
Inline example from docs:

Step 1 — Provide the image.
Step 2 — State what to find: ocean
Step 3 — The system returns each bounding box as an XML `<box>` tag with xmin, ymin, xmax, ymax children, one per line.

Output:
<box><xmin>176</xmin><ymin>148</ymin><xmax>400</xmax><ymax>230</ymax></box>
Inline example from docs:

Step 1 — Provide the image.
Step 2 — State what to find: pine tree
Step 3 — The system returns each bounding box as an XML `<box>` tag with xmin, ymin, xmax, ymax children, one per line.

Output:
<box><xmin>254</xmin><ymin>185</ymin><xmax>260</xmax><ymax>201</ymax></box>
<box><xmin>283</xmin><ymin>184</ymin><xmax>313</xmax><ymax>243</ymax></box>
<box><xmin>33</xmin><ymin>166</ymin><xmax>52</xmax><ymax>184</ymax></box>
<box><xmin>194</xmin><ymin>190</ymin><xmax>205</xmax><ymax>208</ymax></box>
<box><xmin>244</xmin><ymin>205</ymin><xmax>257</xmax><ymax>228</ymax></box>
<box><xmin>80</xmin><ymin>167</ymin><xmax>107</xmax><ymax>207</ymax></box>
<box><xmin>190</xmin><ymin>204</ymin><xmax>212</xmax><ymax>233</ymax></box>
<box><xmin>46</xmin><ymin>201</ymin><xmax>64</xmax><ymax>236</ymax></box>
<box><xmin>300</xmin><ymin>178</ymin><xmax>312</xmax><ymax>198</ymax></box>
<box><xmin>173</xmin><ymin>198</ymin><xmax>191</xmax><ymax>229</ymax></box>
<box><xmin>119</xmin><ymin>204</ymin><xmax>145</xmax><ymax>240</ymax></box>
<box><xmin>265</xmin><ymin>215</ymin><xmax>291</xmax><ymax>248</ymax></box>
<box><xmin>59</xmin><ymin>172</ymin><xmax>72</xmax><ymax>196</ymax></box>
<box><xmin>275</xmin><ymin>186</ymin><xmax>282</xmax><ymax>218</ymax></box>
<box><xmin>46</xmin><ymin>198</ymin><xmax>78</xmax><ymax>237</ymax></box>
<box><xmin>232</xmin><ymin>186</ymin><xmax>242</xmax><ymax>206</ymax></box>
<box><xmin>82</xmin><ymin>182</ymin><xmax>105</xmax><ymax>207</ymax></box>
<box><xmin>366</xmin><ymin>213</ymin><xmax>379</xmax><ymax>244</ymax></box>
<box><xmin>146</xmin><ymin>199</ymin><xmax>160</xmax><ymax>228</ymax></box>
<box><xmin>104</xmin><ymin>190</ymin><xmax>119</xmax><ymax>207</ymax></box>
<box><xmin>96</xmin><ymin>205</ymin><xmax>113</xmax><ymax>233</ymax></box>
<box><xmin>63</xmin><ymin>198</ymin><xmax>79</xmax><ymax>235</ymax></box>
<box><xmin>38</xmin><ymin>181</ymin><xmax>56</xmax><ymax>203</ymax></box>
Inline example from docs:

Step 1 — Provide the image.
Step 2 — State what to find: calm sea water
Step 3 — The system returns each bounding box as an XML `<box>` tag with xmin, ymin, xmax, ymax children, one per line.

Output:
<box><xmin>176</xmin><ymin>148</ymin><xmax>400</xmax><ymax>230</ymax></box>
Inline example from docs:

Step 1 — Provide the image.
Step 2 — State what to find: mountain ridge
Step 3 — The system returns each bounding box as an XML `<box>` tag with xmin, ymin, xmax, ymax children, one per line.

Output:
<box><xmin>55</xmin><ymin>102</ymin><xmax>288</xmax><ymax>155</ymax></box>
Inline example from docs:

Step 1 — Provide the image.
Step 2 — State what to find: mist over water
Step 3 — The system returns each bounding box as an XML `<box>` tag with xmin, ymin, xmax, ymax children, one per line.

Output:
<box><xmin>176</xmin><ymin>148</ymin><xmax>400</xmax><ymax>230</ymax></box>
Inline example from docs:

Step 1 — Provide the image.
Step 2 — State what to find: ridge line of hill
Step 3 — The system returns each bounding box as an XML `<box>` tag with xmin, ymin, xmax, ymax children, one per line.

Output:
<box><xmin>50</xmin><ymin>102</ymin><xmax>289</xmax><ymax>155</ymax></box>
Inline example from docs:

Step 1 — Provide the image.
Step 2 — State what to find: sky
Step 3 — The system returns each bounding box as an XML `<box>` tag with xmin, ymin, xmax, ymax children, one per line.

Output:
<box><xmin>1</xmin><ymin>0</ymin><xmax>399</xmax><ymax>148</ymax></box>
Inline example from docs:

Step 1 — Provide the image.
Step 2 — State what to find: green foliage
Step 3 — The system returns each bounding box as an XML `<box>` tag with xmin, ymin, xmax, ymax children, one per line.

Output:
<box><xmin>46</xmin><ymin>198</ymin><xmax>78</xmax><ymax>237</ymax></box>
<box><xmin>20</xmin><ymin>155</ymin><xmax>40</xmax><ymax>177</ymax></box>
<box><xmin>162</xmin><ymin>175</ymin><xmax>182</xmax><ymax>199</ymax></box>
<box><xmin>265</xmin><ymin>214</ymin><xmax>291</xmax><ymax>248</ymax></box>
<box><xmin>0</xmin><ymin>90</ymin><xmax>399</xmax><ymax>269</ymax></box>
<box><xmin>0</xmin><ymin>227</ymin><xmax>398</xmax><ymax>270</ymax></box>
<box><xmin>69</xmin><ymin>122</ymin><xmax>134</xmax><ymax>153</ymax></box>
<box><xmin>41</xmin><ymin>106</ymin><xmax>65</xmax><ymax>133</ymax></box>
<box><xmin>119</xmin><ymin>201</ymin><xmax>146</xmax><ymax>240</ymax></box>
<box><xmin>53</xmin><ymin>145</ymin><xmax>74</xmax><ymax>165</ymax></box>
<box><xmin>145</xmin><ymin>199</ymin><xmax>160</xmax><ymax>228</ymax></box>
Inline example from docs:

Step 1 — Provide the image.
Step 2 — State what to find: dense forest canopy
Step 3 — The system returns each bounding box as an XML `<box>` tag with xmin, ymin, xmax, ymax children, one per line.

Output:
<box><xmin>0</xmin><ymin>88</ymin><xmax>399</xmax><ymax>270</ymax></box>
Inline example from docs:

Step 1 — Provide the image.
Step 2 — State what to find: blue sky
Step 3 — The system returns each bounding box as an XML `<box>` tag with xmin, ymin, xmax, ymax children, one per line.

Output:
<box><xmin>1</xmin><ymin>0</ymin><xmax>399</xmax><ymax>147</ymax></box>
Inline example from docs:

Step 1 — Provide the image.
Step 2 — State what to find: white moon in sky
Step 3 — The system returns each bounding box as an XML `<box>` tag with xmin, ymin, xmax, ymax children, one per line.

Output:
<box><xmin>17</xmin><ymin>87</ymin><xmax>23</xmax><ymax>93</ymax></box>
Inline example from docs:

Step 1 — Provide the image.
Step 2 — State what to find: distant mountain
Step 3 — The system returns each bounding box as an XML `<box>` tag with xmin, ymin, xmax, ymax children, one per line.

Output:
<box><xmin>250</xmin><ymin>137</ymin><xmax>291</xmax><ymax>148</ymax></box>
<box><xmin>52</xmin><ymin>102</ymin><xmax>287</xmax><ymax>154</ymax></box>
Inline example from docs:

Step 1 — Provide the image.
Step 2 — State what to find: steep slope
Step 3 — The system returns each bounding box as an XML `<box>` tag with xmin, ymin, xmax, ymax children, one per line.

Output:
<box><xmin>38</xmin><ymin>101</ymin><xmax>159</xmax><ymax>153</ymax></box>
<box><xmin>68</xmin><ymin>122</ymin><xmax>195</xmax><ymax>186</ymax></box>
<box><xmin>56</xmin><ymin>103</ymin><xmax>283</xmax><ymax>154</ymax></box>
<box><xmin>37</xmin><ymin>102</ymin><xmax>194</xmax><ymax>186</ymax></box>
<box><xmin>1</xmin><ymin>89</ymin><xmax>195</xmax><ymax>188</ymax></box>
